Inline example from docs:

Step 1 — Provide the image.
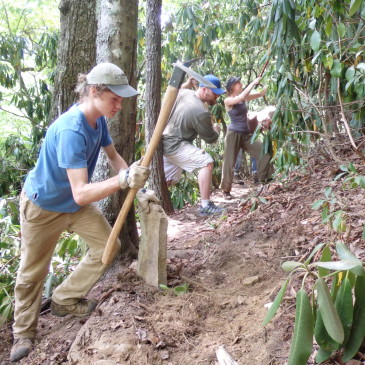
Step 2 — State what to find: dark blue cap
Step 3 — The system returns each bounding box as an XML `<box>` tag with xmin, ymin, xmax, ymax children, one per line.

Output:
<box><xmin>199</xmin><ymin>74</ymin><xmax>225</xmax><ymax>95</ymax></box>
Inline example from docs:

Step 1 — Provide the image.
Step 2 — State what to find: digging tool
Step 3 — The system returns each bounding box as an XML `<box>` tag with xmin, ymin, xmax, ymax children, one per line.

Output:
<box><xmin>102</xmin><ymin>62</ymin><xmax>216</xmax><ymax>265</ymax></box>
<box><xmin>259</xmin><ymin>59</ymin><xmax>270</xmax><ymax>78</ymax></box>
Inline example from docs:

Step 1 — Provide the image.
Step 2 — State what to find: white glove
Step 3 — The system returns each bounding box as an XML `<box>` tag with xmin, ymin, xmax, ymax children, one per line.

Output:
<box><xmin>118</xmin><ymin>161</ymin><xmax>150</xmax><ymax>189</ymax></box>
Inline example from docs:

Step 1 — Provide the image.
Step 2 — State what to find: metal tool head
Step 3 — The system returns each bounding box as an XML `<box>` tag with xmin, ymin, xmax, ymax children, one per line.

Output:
<box><xmin>173</xmin><ymin>61</ymin><xmax>217</xmax><ymax>89</ymax></box>
<box><xmin>182</xmin><ymin>58</ymin><xmax>201</xmax><ymax>67</ymax></box>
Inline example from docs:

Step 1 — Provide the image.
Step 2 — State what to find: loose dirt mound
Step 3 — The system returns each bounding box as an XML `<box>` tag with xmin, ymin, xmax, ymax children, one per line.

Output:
<box><xmin>1</xmin><ymin>158</ymin><xmax>364</xmax><ymax>364</ymax></box>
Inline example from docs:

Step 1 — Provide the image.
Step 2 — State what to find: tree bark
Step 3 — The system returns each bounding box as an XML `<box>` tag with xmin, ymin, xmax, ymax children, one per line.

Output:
<box><xmin>93</xmin><ymin>0</ymin><xmax>140</xmax><ymax>262</ymax></box>
<box><xmin>49</xmin><ymin>0</ymin><xmax>97</xmax><ymax>121</ymax></box>
<box><xmin>145</xmin><ymin>0</ymin><xmax>174</xmax><ymax>214</ymax></box>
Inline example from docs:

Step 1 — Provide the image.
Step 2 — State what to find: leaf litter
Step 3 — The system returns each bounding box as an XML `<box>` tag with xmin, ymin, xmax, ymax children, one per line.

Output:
<box><xmin>1</xmin><ymin>155</ymin><xmax>364</xmax><ymax>364</ymax></box>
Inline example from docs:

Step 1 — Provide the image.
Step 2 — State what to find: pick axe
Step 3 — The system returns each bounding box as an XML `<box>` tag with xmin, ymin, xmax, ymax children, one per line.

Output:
<box><xmin>101</xmin><ymin>61</ymin><xmax>216</xmax><ymax>265</ymax></box>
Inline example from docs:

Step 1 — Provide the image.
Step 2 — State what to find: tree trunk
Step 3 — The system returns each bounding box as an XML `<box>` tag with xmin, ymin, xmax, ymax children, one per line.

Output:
<box><xmin>49</xmin><ymin>0</ymin><xmax>97</xmax><ymax>121</ymax></box>
<box><xmin>145</xmin><ymin>0</ymin><xmax>174</xmax><ymax>214</ymax></box>
<box><xmin>93</xmin><ymin>0</ymin><xmax>140</xmax><ymax>263</ymax></box>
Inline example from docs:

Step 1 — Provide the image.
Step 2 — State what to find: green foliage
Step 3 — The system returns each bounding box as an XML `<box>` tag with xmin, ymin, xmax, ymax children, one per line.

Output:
<box><xmin>0</xmin><ymin>1</ymin><xmax>59</xmax><ymax>196</ymax></box>
<box><xmin>287</xmin><ymin>289</ymin><xmax>314</xmax><ymax>365</ymax></box>
<box><xmin>262</xmin><ymin>0</ymin><xmax>365</xmax><ymax>164</ymax></box>
<box><xmin>156</xmin><ymin>0</ymin><xmax>274</xmax><ymax>99</ymax></box>
<box><xmin>312</xmin><ymin>164</ymin><xmax>365</xmax><ymax>235</ymax></box>
<box><xmin>272</xmin><ymin>142</ymin><xmax>303</xmax><ymax>176</ymax></box>
<box><xmin>44</xmin><ymin>233</ymin><xmax>86</xmax><ymax>299</ymax></box>
<box><xmin>169</xmin><ymin>173</ymin><xmax>199</xmax><ymax>209</ymax></box>
<box><xmin>250</xmin><ymin>196</ymin><xmax>269</xmax><ymax>212</ymax></box>
<box><xmin>0</xmin><ymin>0</ymin><xmax>59</xmax><ymax>147</ymax></box>
<box><xmin>0</xmin><ymin>196</ymin><xmax>20</xmax><ymax>324</ymax></box>
<box><xmin>334</xmin><ymin>163</ymin><xmax>365</xmax><ymax>188</ymax></box>
<box><xmin>0</xmin><ymin>133</ymin><xmax>37</xmax><ymax>196</ymax></box>
<box><xmin>262</xmin><ymin>277</ymin><xmax>289</xmax><ymax>325</ymax></box>
<box><xmin>312</xmin><ymin>186</ymin><xmax>347</xmax><ymax>232</ymax></box>
<box><xmin>159</xmin><ymin>282</ymin><xmax>189</xmax><ymax>295</ymax></box>
<box><xmin>342</xmin><ymin>275</ymin><xmax>365</xmax><ymax>362</ymax></box>
<box><xmin>264</xmin><ymin>242</ymin><xmax>365</xmax><ymax>364</ymax></box>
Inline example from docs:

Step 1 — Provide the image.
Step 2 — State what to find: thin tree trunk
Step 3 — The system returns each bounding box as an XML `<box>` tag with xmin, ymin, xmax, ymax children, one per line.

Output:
<box><xmin>49</xmin><ymin>0</ymin><xmax>97</xmax><ymax>121</ymax></box>
<box><xmin>145</xmin><ymin>0</ymin><xmax>174</xmax><ymax>214</ymax></box>
<box><xmin>93</xmin><ymin>0</ymin><xmax>140</xmax><ymax>262</ymax></box>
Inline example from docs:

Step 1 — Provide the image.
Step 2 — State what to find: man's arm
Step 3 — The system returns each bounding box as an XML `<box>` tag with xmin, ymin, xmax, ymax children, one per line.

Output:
<box><xmin>67</xmin><ymin>143</ymin><xmax>149</xmax><ymax>206</ymax></box>
<box><xmin>103</xmin><ymin>143</ymin><xmax>128</xmax><ymax>172</ymax></box>
<box><xmin>194</xmin><ymin>112</ymin><xmax>220</xmax><ymax>144</ymax></box>
<box><xmin>181</xmin><ymin>77</ymin><xmax>198</xmax><ymax>90</ymax></box>
<box><xmin>67</xmin><ymin>144</ymin><xmax>126</xmax><ymax>206</ymax></box>
<box><xmin>66</xmin><ymin>167</ymin><xmax>120</xmax><ymax>207</ymax></box>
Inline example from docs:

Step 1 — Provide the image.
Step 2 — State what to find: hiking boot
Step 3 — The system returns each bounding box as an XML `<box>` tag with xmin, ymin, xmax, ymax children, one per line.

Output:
<box><xmin>222</xmin><ymin>191</ymin><xmax>233</xmax><ymax>200</ymax></box>
<box><xmin>10</xmin><ymin>338</ymin><xmax>33</xmax><ymax>362</ymax></box>
<box><xmin>198</xmin><ymin>201</ymin><xmax>224</xmax><ymax>217</ymax></box>
<box><xmin>51</xmin><ymin>298</ymin><xmax>98</xmax><ymax>317</ymax></box>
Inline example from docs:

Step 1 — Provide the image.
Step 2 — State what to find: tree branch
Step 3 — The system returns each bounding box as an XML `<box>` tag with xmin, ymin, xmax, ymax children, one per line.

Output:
<box><xmin>337</xmin><ymin>78</ymin><xmax>365</xmax><ymax>161</ymax></box>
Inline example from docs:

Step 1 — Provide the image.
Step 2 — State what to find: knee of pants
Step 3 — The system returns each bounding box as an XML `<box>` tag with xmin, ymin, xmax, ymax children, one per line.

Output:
<box><xmin>16</xmin><ymin>265</ymin><xmax>50</xmax><ymax>283</ymax></box>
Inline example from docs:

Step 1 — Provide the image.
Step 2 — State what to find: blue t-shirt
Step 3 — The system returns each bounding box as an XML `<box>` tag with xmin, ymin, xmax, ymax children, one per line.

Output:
<box><xmin>24</xmin><ymin>104</ymin><xmax>113</xmax><ymax>213</ymax></box>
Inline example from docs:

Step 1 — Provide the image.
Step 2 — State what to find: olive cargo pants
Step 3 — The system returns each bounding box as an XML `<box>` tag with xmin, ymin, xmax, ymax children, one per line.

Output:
<box><xmin>220</xmin><ymin>130</ymin><xmax>274</xmax><ymax>192</ymax></box>
<box><xmin>13</xmin><ymin>191</ymin><xmax>120</xmax><ymax>339</ymax></box>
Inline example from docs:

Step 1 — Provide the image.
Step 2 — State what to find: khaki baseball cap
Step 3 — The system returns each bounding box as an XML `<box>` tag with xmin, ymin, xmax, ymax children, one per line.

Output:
<box><xmin>86</xmin><ymin>62</ymin><xmax>139</xmax><ymax>97</ymax></box>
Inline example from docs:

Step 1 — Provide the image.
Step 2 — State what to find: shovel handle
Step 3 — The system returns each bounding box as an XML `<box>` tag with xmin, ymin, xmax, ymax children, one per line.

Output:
<box><xmin>101</xmin><ymin>85</ymin><xmax>180</xmax><ymax>265</ymax></box>
<box><xmin>259</xmin><ymin>59</ymin><xmax>269</xmax><ymax>78</ymax></box>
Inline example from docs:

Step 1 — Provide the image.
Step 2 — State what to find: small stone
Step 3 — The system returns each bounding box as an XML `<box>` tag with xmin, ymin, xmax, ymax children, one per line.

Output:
<box><xmin>243</xmin><ymin>276</ymin><xmax>260</xmax><ymax>285</ymax></box>
<box><xmin>159</xmin><ymin>350</ymin><xmax>169</xmax><ymax>360</ymax></box>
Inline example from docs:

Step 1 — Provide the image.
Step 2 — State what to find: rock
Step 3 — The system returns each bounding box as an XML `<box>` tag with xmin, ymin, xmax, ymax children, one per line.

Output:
<box><xmin>243</xmin><ymin>276</ymin><xmax>260</xmax><ymax>286</ymax></box>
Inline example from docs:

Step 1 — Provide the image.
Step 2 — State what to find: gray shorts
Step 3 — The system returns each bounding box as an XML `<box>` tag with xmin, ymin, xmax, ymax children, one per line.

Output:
<box><xmin>163</xmin><ymin>143</ymin><xmax>214</xmax><ymax>183</ymax></box>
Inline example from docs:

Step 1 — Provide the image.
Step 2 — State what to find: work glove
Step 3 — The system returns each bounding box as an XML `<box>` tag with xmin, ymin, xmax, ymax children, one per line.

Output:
<box><xmin>257</xmin><ymin>106</ymin><xmax>276</xmax><ymax>132</ymax></box>
<box><xmin>118</xmin><ymin>160</ymin><xmax>150</xmax><ymax>189</ymax></box>
<box><xmin>136</xmin><ymin>188</ymin><xmax>160</xmax><ymax>211</ymax></box>
<box><xmin>260</xmin><ymin>118</ymin><xmax>272</xmax><ymax>131</ymax></box>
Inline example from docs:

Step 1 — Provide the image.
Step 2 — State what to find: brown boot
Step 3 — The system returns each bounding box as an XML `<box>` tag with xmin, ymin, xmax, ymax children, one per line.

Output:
<box><xmin>10</xmin><ymin>338</ymin><xmax>34</xmax><ymax>362</ymax></box>
<box><xmin>50</xmin><ymin>298</ymin><xmax>98</xmax><ymax>317</ymax></box>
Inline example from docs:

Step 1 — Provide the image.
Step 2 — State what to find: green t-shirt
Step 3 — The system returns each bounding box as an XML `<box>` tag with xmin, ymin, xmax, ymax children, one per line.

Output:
<box><xmin>162</xmin><ymin>89</ymin><xmax>219</xmax><ymax>155</ymax></box>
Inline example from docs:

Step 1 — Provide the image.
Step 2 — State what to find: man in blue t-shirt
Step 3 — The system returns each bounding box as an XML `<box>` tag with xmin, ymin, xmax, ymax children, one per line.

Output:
<box><xmin>10</xmin><ymin>63</ymin><xmax>150</xmax><ymax>363</ymax></box>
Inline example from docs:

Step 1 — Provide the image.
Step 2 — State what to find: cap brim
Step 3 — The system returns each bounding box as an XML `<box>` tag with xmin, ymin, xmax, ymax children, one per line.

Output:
<box><xmin>226</xmin><ymin>77</ymin><xmax>241</xmax><ymax>93</ymax></box>
<box><xmin>211</xmin><ymin>88</ymin><xmax>225</xmax><ymax>95</ymax></box>
<box><xmin>107</xmin><ymin>84</ymin><xmax>139</xmax><ymax>97</ymax></box>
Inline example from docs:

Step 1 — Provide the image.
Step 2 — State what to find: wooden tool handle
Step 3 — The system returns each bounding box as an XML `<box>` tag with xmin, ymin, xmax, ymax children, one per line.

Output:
<box><xmin>259</xmin><ymin>59</ymin><xmax>269</xmax><ymax>78</ymax></box>
<box><xmin>102</xmin><ymin>85</ymin><xmax>179</xmax><ymax>265</ymax></box>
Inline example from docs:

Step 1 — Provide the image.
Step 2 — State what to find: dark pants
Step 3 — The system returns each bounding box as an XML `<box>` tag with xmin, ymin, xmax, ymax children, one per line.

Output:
<box><xmin>220</xmin><ymin>130</ymin><xmax>274</xmax><ymax>192</ymax></box>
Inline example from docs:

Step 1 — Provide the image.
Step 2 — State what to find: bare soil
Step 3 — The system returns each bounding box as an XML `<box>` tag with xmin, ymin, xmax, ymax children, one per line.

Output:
<box><xmin>1</xmin><ymin>157</ymin><xmax>364</xmax><ymax>365</ymax></box>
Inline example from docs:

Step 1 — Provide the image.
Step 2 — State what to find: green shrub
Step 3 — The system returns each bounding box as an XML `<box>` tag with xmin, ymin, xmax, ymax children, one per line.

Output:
<box><xmin>170</xmin><ymin>173</ymin><xmax>199</xmax><ymax>209</ymax></box>
<box><xmin>263</xmin><ymin>242</ymin><xmax>365</xmax><ymax>365</ymax></box>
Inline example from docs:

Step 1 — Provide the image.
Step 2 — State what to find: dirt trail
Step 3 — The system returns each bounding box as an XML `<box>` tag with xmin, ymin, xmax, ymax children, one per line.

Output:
<box><xmin>1</xmin><ymin>164</ymin><xmax>364</xmax><ymax>364</ymax></box>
